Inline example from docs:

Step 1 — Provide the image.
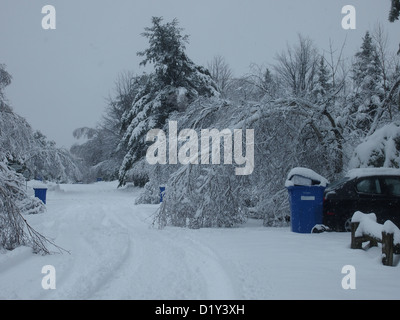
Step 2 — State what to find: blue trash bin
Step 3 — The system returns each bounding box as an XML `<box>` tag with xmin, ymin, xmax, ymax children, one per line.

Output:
<box><xmin>34</xmin><ymin>188</ymin><xmax>48</xmax><ymax>204</ymax></box>
<box><xmin>159</xmin><ymin>186</ymin><xmax>166</xmax><ymax>203</ymax></box>
<box><xmin>287</xmin><ymin>185</ymin><xmax>325</xmax><ymax>233</ymax></box>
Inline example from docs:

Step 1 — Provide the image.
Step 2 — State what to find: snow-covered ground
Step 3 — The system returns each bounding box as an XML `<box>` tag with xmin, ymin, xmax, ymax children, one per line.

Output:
<box><xmin>1</xmin><ymin>181</ymin><xmax>399</xmax><ymax>300</ymax></box>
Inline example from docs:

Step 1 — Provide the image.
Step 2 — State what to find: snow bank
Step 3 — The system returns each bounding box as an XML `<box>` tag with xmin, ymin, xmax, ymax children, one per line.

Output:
<box><xmin>285</xmin><ymin>167</ymin><xmax>328</xmax><ymax>187</ymax></box>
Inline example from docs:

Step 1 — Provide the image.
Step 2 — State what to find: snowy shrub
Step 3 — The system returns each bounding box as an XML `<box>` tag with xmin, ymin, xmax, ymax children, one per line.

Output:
<box><xmin>135</xmin><ymin>181</ymin><xmax>160</xmax><ymax>205</ymax></box>
<box><xmin>350</xmin><ymin>121</ymin><xmax>400</xmax><ymax>168</ymax></box>
<box><xmin>261</xmin><ymin>189</ymin><xmax>291</xmax><ymax>227</ymax></box>
<box><xmin>134</xmin><ymin>159</ymin><xmax>174</xmax><ymax>204</ymax></box>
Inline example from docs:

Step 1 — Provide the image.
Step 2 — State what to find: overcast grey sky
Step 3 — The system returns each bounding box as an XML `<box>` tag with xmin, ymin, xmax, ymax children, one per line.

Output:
<box><xmin>1</xmin><ymin>0</ymin><xmax>399</xmax><ymax>149</ymax></box>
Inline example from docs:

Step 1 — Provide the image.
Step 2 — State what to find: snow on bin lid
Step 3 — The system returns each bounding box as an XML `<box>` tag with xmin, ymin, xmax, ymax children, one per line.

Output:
<box><xmin>29</xmin><ymin>180</ymin><xmax>47</xmax><ymax>189</ymax></box>
<box><xmin>285</xmin><ymin>167</ymin><xmax>329</xmax><ymax>187</ymax></box>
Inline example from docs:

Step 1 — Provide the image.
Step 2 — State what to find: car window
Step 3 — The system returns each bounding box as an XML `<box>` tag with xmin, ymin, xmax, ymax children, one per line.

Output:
<box><xmin>383</xmin><ymin>177</ymin><xmax>400</xmax><ymax>196</ymax></box>
<box><xmin>356</xmin><ymin>177</ymin><xmax>382</xmax><ymax>194</ymax></box>
<box><xmin>325</xmin><ymin>177</ymin><xmax>349</xmax><ymax>191</ymax></box>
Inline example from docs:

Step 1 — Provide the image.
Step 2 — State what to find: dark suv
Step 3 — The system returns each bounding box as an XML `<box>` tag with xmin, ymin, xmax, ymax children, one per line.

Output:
<box><xmin>323</xmin><ymin>168</ymin><xmax>400</xmax><ymax>232</ymax></box>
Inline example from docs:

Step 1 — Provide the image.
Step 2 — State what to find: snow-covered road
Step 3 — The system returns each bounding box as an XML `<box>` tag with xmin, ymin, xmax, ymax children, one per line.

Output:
<box><xmin>1</xmin><ymin>181</ymin><xmax>399</xmax><ymax>299</ymax></box>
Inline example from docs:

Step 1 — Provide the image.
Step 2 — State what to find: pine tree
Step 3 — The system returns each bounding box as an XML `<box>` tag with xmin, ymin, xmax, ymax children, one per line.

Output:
<box><xmin>388</xmin><ymin>0</ymin><xmax>400</xmax><ymax>55</ymax></box>
<box><xmin>313</xmin><ymin>56</ymin><xmax>331</xmax><ymax>100</ymax></box>
<box><xmin>118</xmin><ymin>17</ymin><xmax>218</xmax><ymax>185</ymax></box>
<box><xmin>350</xmin><ymin>31</ymin><xmax>384</xmax><ymax>132</ymax></box>
<box><xmin>389</xmin><ymin>0</ymin><xmax>400</xmax><ymax>22</ymax></box>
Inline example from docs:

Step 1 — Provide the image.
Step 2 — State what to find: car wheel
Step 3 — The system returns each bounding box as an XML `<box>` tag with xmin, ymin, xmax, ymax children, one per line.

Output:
<box><xmin>344</xmin><ymin>218</ymin><xmax>352</xmax><ymax>232</ymax></box>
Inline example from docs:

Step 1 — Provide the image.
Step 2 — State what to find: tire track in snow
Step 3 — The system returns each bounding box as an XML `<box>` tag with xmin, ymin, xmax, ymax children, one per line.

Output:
<box><xmin>88</xmin><ymin>202</ymin><xmax>199</xmax><ymax>299</ymax></box>
<box><xmin>159</xmin><ymin>229</ymin><xmax>237</xmax><ymax>299</ymax></box>
<box><xmin>39</xmin><ymin>193</ymin><xmax>133</xmax><ymax>299</ymax></box>
<box><xmin>91</xmin><ymin>202</ymin><xmax>237</xmax><ymax>299</ymax></box>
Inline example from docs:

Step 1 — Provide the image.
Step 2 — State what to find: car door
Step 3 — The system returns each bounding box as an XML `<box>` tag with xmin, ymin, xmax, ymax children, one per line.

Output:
<box><xmin>355</xmin><ymin>176</ymin><xmax>386</xmax><ymax>222</ymax></box>
<box><xmin>380</xmin><ymin>176</ymin><xmax>400</xmax><ymax>228</ymax></box>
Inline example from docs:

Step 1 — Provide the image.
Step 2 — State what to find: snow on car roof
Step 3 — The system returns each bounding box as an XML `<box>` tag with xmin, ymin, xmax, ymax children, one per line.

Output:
<box><xmin>346</xmin><ymin>167</ymin><xmax>400</xmax><ymax>178</ymax></box>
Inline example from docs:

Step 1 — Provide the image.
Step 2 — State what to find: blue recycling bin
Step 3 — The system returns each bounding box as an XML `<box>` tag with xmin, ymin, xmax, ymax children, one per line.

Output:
<box><xmin>34</xmin><ymin>188</ymin><xmax>48</xmax><ymax>204</ymax></box>
<box><xmin>159</xmin><ymin>186</ymin><xmax>166</xmax><ymax>203</ymax></box>
<box><xmin>287</xmin><ymin>185</ymin><xmax>325</xmax><ymax>233</ymax></box>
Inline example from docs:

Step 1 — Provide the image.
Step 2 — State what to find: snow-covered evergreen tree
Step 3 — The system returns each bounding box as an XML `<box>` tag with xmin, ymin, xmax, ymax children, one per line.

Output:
<box><xmin>389</xmin><ymin>0</ymin><xmax>400</xmax><ymax>22</ymax></box>
<box><xmin>312</xmin><ymin>56</ymin><xmax>332</xmax><ymax>100</ymax></box>
<box><xmin>118</xmin><ymin>17</ymin><xmax>218</xmax><ymax>186</ymax></box>
<box><xmin>350</xmin><ymin>31</ymin><xmax>385</xmax><ymax>132</ymax></box>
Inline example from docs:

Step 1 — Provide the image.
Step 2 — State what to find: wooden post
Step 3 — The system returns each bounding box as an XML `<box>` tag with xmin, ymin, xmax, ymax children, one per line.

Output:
<box><xmin>351</xmin><ymin>222</ymin><xmax>362</xmax><ymax>249</ymax></box>
<box><xmin>369</xmin><ymin>238</ymin><xmax>379</xmax><ymax>248</ymax></box>
<box><xmin>382</xmin><ymin>231</ymin><xmax>394</xmax><ymax>267</ymax></box>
